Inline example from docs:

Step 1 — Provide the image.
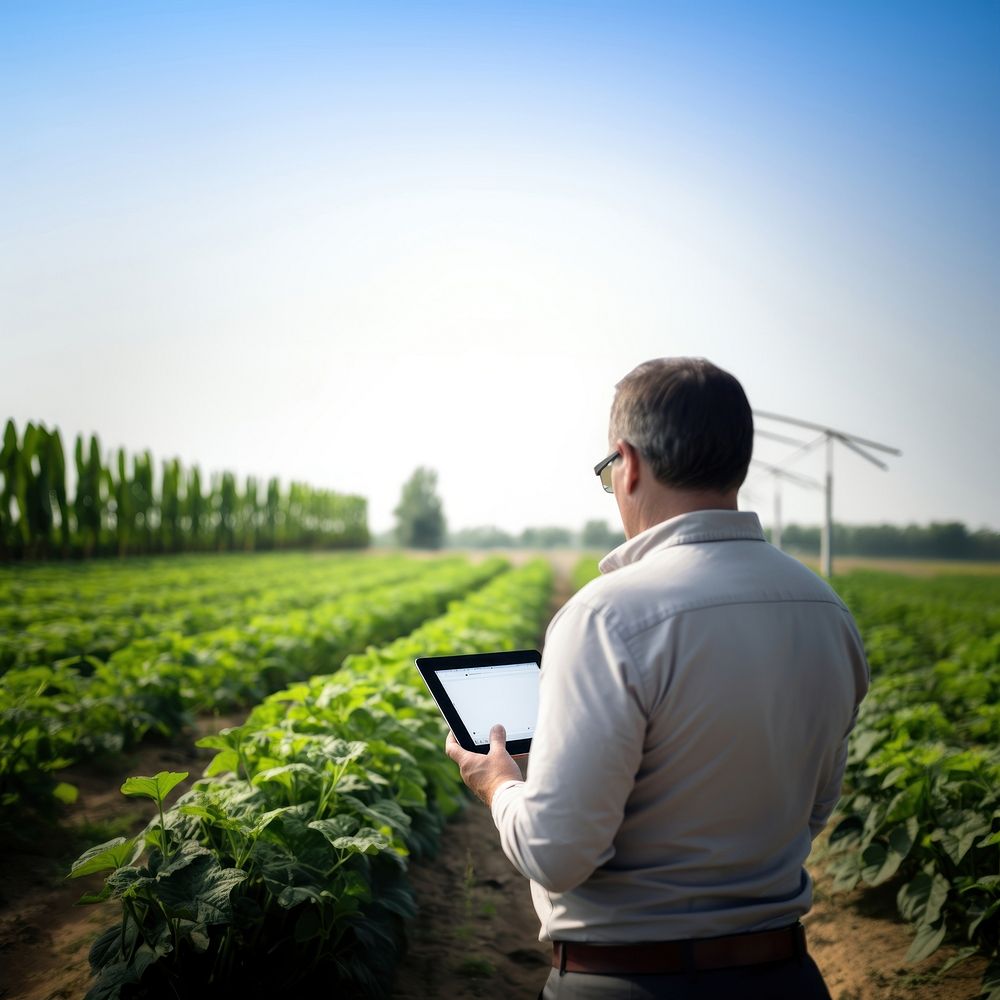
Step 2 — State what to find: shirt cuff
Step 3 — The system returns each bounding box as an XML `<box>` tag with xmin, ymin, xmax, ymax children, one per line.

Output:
<box><xmin>489</xmin><ymin>778</ymin><xmax>524</xmax><ymax>827</ymax></box>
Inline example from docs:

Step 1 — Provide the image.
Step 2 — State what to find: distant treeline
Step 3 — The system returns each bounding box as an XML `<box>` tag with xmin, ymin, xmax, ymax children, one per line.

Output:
<box><xmin>1</xmin><ymin>420</ymin><xmax>369</xmax><ymax>561</ymax></box>
<box><xmin>446</xmin><ymin>518</ymin><xmax>1000</xmax><ymax>561</ymax></box>
<box><xmin>447</xmin><ymin>521</ymin><xmax>625</xmax><ymax>550</ymax></box>
<box><xmin>774</xmin><ymin>522</ymin><xmax>1000</xmax><ymax>561</ymax></box>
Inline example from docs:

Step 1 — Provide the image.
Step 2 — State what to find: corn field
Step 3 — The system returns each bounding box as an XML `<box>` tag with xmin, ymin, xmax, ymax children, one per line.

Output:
<box><xmin>0</xmin><ymin>420</ymin><xmax>368</xmax><ymax>559</ymax></box>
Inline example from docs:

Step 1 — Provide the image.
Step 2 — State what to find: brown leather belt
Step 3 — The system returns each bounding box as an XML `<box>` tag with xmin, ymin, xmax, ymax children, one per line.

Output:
<box><xmin>552</xmin><ymin>923</ymin><xmax>807</xmax><ymax>975</ymax></box>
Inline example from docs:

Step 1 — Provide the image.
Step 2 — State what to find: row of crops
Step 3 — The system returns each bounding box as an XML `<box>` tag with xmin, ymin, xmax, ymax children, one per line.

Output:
<box><xmin>68</xmin><ymin>560</ymin><xmax>554</xmax><ymax>997</ymax></box>
<box><xmin>1</xmin><ymin>419</ymin><xmax>368</xmax><ymax>560</ymax></box>
<box><xmin>824</xmin><ymin>573</ymin><xmax>999</xmax><ymax>994</ymax></box>
<box><xmin>1</xmin><ymin>553</ymin><xmax>507</xmax><ymax>816</ymax></box>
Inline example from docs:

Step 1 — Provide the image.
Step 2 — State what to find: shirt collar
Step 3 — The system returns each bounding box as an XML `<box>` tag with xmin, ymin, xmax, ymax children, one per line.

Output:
<box><xmin>599</xmin><ymin>509</ymin><xmax>766</xmax><ymax>574</ymax></box>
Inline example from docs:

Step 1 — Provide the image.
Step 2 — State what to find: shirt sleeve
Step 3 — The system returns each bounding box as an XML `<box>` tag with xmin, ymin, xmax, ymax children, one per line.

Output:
<box><xmin>809</xmin><ymin>610</ymin><xmax>871</xmax><ymax>839</ymax></box>
<box><xmin>809</xmin><ymin>724</ymin><xmax>851</xmax><ymax>839</ymax></box>
<box><xmin>490</xmin><ymin>599</ymin><xmax>647</xmax><ymax>893</ymax></box>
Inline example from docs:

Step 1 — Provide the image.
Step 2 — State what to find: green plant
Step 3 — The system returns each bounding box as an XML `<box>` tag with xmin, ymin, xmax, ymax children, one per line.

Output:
<box><xmin>823</xmin><ymin>572</ymin><xmax>1000</xmax><ymax>994</ymax></box>
<box><xmin>1</xmin><ymin>555</ymin><xmax>505</xmax><ymax>814</ymax></box>
<box><xmin>70</xmin><ymin>561</ymin><xmax>554</xmax><ymax>997</ymax></box>
<box><xmin>571</xmin><ymin>555</ymin><xmax>601</xmax><ymax>592</ymax></box>
<box><xmin>0</xmin><ymin>418</ymin><xmax>370</xmax><ymax>560</ymax></box>
<box><xmin>69</xmin><ymin>771</ymin><xmax>250</xmax><ymax>999</ymax></box>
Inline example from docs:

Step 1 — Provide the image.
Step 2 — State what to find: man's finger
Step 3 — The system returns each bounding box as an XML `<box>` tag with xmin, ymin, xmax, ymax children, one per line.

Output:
<box><xmin>489</xmin><ymin>723</ymin><xmax>507</xmax><ymax>752</ymax></box>
<box><xmin>445</xmin><ymin>730</ymin><xmax>461</xmax><ymax>760</ymax></box>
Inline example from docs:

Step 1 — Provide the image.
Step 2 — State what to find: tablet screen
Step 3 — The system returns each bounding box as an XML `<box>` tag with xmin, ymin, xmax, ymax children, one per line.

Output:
<box><xmin>415</xmin><ymin>648</ymin><xmax>542</xmax><ymax>754</ymax></box>
<box><xmin>436</xmin><ymin>660</ymin><xmax>540</xmax><ymax>746</ymax></box>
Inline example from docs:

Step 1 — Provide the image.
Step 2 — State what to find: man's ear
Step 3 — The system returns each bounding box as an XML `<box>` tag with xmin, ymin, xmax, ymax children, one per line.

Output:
<box><xmin>615</xmin><ymin>439</ymin><xmax>642</xmax><ymax>495</ymax></box>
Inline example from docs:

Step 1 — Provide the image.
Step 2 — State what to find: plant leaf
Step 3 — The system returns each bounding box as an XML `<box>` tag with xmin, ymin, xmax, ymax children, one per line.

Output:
<box><xmin>934</xmin><ymin>813</ymin><xmax>993</xmax><ymax>865</ymax></box>
<box><xmin>87</xmin><ymin>925</ymin><xmax>122</xmax><ymax>971</ymax></box>
<box><xmin>53</xmin><ymin>781</ymin><xmax>79</xmax><ymax>805</ymax></box>
<box><xmin>307</xmin><ymin>815</ymin><xmax>361</xmax><ymax>844</ymax></box>
<box><xmin>156</xmin><ymin>842</ymin><xmax>211</xmax><ymax>878</ymax></box>
<box><xmin>968</xmin><ymin>897</ymin><xmax>1000</xmax><ymax>937</ymax></box>
<box><xmin>937</xmin><ymin>946</ymin><xmax>977</xmax><ymax>975</ymax></box>
<box><xmin>905</xmin><ymin>920</ymin><xmax>946</xmax><ymax>963</ymax></box>
<box><xmin>84</xmin><ymin>960</ymin><xmax>141</xmax><ymax>1000</ymax></box>
<box><xmin>252</xmin><ymin>763</ymin><xmax>316</xmax><ymax>790</ymax></box>
<box><xmin>897</xmin><ymin>872</ymin><xmax>949</xmax><ymax>926</ymax></box>
<box><xmin>331</xmin><ymin>828</ymin><xmax>391</xmax><ymax>856</ymax></box>
<box><xmin>77</xmin><ymin>885</ymin><xmax>113</xmax><ymax>905</ymax></box>
<box><xmin>120</xmin><ymin>771</ymin><xmax>189</xmax><ymax>803</ymax></box>
<box><xmin>861</xmin><ymin>818</ymin><xmax>918</xmax><ymax>886</ymax></box>
<box><xmin>69</xmin><ymin>837</ymin><xmax>141</xmax><ymax>879</ymax></box>
<box><xmin>106</xmin><ymin>866</ymin><xmax>154</xmax><ymax>898</ymax></box>
<box><xmin>278</xmin><ymin>884</ymin><xmax>324</xmax><ymax>909</ymax></box>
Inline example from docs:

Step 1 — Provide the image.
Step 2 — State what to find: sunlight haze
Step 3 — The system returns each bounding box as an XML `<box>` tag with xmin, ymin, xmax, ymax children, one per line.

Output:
<box><xmin>3</xmin><ymin>2</ymin><xmax>998</xmax><ymax>535</ymax></box>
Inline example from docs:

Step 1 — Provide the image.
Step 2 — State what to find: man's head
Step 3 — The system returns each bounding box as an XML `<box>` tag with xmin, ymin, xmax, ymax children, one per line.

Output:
<box><xmin>606</xmin><ymin>357</ymin><xmax>753</xmax><ymax>535</ymax></box>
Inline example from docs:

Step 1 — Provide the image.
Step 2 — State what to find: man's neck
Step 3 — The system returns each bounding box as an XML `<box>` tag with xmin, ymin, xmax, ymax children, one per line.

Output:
<box><xmin>629</xmin><ymin>488</ymin><xmax>739</xmax><ymax>537</ymax></box>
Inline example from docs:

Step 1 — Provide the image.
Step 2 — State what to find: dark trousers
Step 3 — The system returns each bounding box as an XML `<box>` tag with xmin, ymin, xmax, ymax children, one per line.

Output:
<box><xmin>539</xmin><ymin>955</ymin><xmax>833</xmax><ymax>999</ymax></box>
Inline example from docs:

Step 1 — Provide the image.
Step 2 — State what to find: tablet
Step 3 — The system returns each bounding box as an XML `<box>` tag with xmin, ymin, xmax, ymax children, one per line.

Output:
<box><xmin>415</xmin><ymin>649</ymin><xmax>542</xmax><ymax>755</ymax></box>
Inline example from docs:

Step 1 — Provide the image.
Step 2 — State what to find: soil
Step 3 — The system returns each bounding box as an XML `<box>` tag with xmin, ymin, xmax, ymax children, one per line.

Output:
<box><xmin>392</xmin><ymin>800</ymin><xmax>549</xmax><ymax>999</ymax></box>
<box><xmin>1</xmin><ymin>555</ymin><xmax>991</xmax><ymax>999</ymax></box>
<box><xmin>806</xmin><ymin>859</ymin><xmax>988</xmax><ymax>1000</ymax></box>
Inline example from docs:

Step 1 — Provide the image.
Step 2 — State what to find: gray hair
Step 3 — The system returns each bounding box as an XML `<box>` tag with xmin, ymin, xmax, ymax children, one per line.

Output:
<box><xmin>609</xmin><ymin>357</ymin><xmax>753</xmax><ymax>491</ymax></box>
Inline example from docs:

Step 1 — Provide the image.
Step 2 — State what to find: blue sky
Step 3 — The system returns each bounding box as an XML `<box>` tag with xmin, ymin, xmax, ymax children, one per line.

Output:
<box><xmin>2</xmin><ymin>2</ymin><xmax>998</xmax><ymax>533</ymax></box>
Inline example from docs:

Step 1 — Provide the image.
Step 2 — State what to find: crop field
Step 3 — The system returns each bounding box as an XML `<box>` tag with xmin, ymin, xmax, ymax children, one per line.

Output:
<box><xmin>1</xmin><ymin>552</ymin><xmax>513</xmax><ymax>817</ymax></box>
<box><xmin>0</xmin><ymin>551</ymin><xmax>554</xmax><ymax>998</ymax></box>
<box><xmin>824</xmin><ymin>572</ymin><xmax>1000</xmax><ymax>993</ymax></box>
<box><xmin>2</xmin><ymin>552</ymin><xmax>998</xmax><ymax>999</ymax></box>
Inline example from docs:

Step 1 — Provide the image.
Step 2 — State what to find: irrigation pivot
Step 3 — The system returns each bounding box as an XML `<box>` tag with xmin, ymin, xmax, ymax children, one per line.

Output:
<box><xmin>749</xmin><ymin>458</ymin><xmax>823</xmax><ymax>551</ymax></box>
<box><xmin>752</xmin><ymin>411</ymin><xmax>901</xmax><ymax>577</ymax></box>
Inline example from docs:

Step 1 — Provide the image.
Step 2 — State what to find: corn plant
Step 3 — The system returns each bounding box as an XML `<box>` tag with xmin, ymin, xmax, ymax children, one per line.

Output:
<box><xmin>0</xmin><ymin>418</ymin><xmax>371</xmax><ymax>559</ymax></box>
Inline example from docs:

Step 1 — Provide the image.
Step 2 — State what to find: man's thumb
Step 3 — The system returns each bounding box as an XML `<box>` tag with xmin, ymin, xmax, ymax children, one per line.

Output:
<box><xmin>490</xmin><ymin>723</ymin><xmax>507</xmax><ymax>751</ymax></box>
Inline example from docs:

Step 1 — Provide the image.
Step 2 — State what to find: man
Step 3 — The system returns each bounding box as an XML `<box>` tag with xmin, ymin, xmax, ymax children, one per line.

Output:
<box><xmin>446</xmin><ymin>357</ymin><xmax>869</xmax><ymax>999</ymax></box>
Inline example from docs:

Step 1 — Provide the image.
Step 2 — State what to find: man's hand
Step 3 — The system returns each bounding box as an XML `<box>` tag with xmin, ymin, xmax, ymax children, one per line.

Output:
<box><xmin>445</xmin><ymin>724</ymin><xmax>523</xmax><ymax>807</ymax></box>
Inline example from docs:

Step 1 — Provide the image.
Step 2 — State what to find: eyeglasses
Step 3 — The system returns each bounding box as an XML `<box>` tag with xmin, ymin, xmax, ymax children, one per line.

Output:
<box><xmin>594</xmin><ymin>451</ymin><xmax>620</xmax><ymax>493</ymax></box>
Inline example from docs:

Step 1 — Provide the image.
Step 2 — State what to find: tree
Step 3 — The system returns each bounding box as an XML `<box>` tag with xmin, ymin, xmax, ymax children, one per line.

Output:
<box><xmin>448</xmin><ymin>525</ymin><xmax>516</xmax><ymax>548</ymax></box>
<box><xmin>519</xmin><ymin>525</ymin><xmax>574</xmax><ymax>548</ymax></box>
<box><xmin>394</xmin><ymin>467</ymin><xmax>446</xmax><ymax>549</ymax></box>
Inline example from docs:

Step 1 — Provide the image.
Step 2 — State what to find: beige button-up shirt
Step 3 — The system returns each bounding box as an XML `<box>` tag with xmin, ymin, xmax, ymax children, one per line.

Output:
<box><xmin>491</xmin><ymin>509</ymin><xmax>869</xmax><ymax>943</ymax></box>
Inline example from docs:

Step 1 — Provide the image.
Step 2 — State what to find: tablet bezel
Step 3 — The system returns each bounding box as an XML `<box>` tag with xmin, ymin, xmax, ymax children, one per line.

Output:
<box><xmin>415</xmin><ymin>648</ymin><xmax>542</xmax><ymax>755</ymax></box>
